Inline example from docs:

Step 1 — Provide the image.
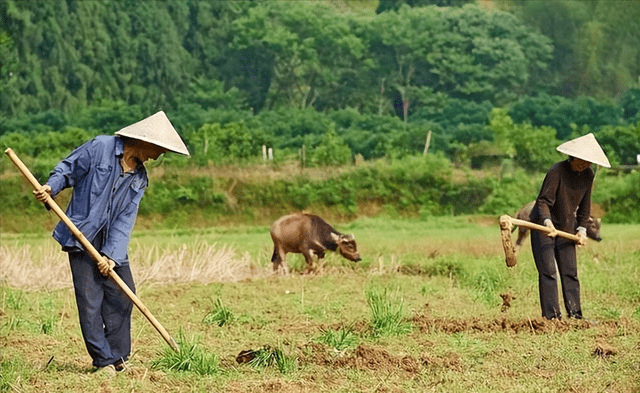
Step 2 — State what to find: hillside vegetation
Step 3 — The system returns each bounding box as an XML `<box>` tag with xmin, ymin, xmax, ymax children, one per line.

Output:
<box><xmin>1</xmin><ymin>0</ymin><xmax>639</xmax><ymax>230</ymax></box>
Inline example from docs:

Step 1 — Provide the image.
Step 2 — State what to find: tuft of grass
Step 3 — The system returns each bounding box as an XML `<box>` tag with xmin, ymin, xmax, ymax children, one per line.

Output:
<box><xmin>318</xmin><ymin>325</ymin><xmax>359</xmax><ymax>351</ymax></box>
<box><xmin>634</xmin><ymin>306</ymin><xmax>640</xmax><ymax>321</ymax></box>
<box><xmin>248</xmin><ymin>345</ymin><xmax>297</xmax><ymax>375</ymax></box>
<box><xmin>365</xmin><ymin>286</ymin><xmax>412</xmax><ymax>337</ymax></box>
<box><xmin>202</xmin><ymin>298</ymin><xmax>234</xmax><ymax>327</ymax></box>
<box><xmin>2</xmin><ymin>288</ymin><xmax>26</xmax><ymax>310</ymax></box>
<box><xmin>0</xmin><ymin>357</ymin><xmax>31</xmax><ymax>392</ymax></box>
<box><xmin>151</xmin><ymin>330</ymin><xmax>220</xmax><ymax>375</ymax></box>
<box><xmin>40</xmin><ymin>315</ymin><xmax>57</xmax><ymax>335</ymax></box>
<box><xmin>462</xmin><ymin>264</ymin><xmax>505</xmax><ymax>304</ymax></box>
<box><xmin>1</xmin><ymin>316</ymin><xmax>25</xmax><ymax>332</ymax></box>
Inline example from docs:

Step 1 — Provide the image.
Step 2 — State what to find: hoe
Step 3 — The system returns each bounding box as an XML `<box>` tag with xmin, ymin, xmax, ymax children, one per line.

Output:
<box><xmin>499</xmin><ymin>214</ymin><xmax>581</xmax><ymax>267</ymax></box>
<box><xmin>5</xmin><ymin>148</ymin><xmax>179</xmax><ymax>352</ymax></box>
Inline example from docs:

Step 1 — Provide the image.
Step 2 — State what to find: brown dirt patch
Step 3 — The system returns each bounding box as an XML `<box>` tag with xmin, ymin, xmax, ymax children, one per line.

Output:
<box><xmin>411</xmin><ymin>315</ymin><xmax>599</xmax><ymax>334</ymax></box>
<box><xmin>299</xmin><ymin>343</ymin><xmax>335</xmax><ymax>366</ymax></box>
<box><xmin>334</xmin><ymin>344</ymin><xmax>421</xmax><ymax>375</ymax></box>
<box><xmin>594</xmin><ymin>342</ymin><xmax>617</xmax><ymax>358</ymax></box>
<box><xmin>500</xmin><ymin>292</ymin><xmax>515</xmax><ymax>312</ymax></box>
<box><xmin>420</xmin><ymin>351</ymin><xmax>464</xmax><ymax>372</ymax></box>
<box><xmin>260</xmin><ymin>381</ymin><xmax>285</xmax><ymax>392</ymax></box>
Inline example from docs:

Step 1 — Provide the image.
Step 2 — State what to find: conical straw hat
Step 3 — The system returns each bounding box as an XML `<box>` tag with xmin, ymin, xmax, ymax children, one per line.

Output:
<box><xmin>115</xmin><ymin>111</ymin><xmax>190</xmax><ymax>156</ymax></box>
<box><xmin>556</xmin><ymin>133</ymin><xmax>610</xmax><ymax>168</ymax></box>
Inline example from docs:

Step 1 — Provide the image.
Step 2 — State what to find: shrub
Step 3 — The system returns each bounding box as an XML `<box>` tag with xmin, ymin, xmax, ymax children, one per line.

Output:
<box><xmin>479</xmin><ymin>169</ymin><xmax>542</xmax><ymax>215</ymax></box>
<box><xmin>310</xmin><ymin>126</ymin><xmax>352</xmax><ymax>167</ymax></box>
<box><xmin>190</xmin><ymin>122</ymin><xmax>271</xmax><ymax>165</ymax></box>
<box><xmin>595</xmin><ymin>170</ymin><xmax>640</xmax><ymax>223</ymax></box>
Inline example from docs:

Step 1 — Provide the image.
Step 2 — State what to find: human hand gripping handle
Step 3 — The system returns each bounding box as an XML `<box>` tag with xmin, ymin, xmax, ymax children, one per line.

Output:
<box><xmin>97</xmin><ymin>257</ymin><xmax>116</xmax><ymax>276</ymax></box>
<box><xmin>544</xmin><ymin>219</ymin><xmax>558</xmax><ymax>238</ymax></box>
<box><xmin>576</xmin><ymin>228</ymin><xmax>588</xmax><ymax>246</ymax></box>
<box><xmin>33</xmin><ymin>184</ymin><xmax>52</xmax><ymax>203</ymax></box>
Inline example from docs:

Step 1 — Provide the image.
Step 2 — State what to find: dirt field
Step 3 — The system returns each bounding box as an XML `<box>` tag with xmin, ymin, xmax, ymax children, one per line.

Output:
<box><xmin>2</xmin><ymin>218</ymin><xmax>639</xmax><ymax>392</ymax></box>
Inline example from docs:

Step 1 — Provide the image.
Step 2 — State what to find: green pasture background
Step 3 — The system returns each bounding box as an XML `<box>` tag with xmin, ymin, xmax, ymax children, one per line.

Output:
<box><xmin>2</xmin><ymin>217</ymin><xmax>639</xmax><ymax>392</ymax></box>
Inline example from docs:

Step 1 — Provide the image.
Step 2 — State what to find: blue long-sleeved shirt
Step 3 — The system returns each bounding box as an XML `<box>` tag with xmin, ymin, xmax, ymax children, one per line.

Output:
<box><xmin>46</xmin><ymin>136</ymin><xmax>148</xmax><ymax>265</ymax></box>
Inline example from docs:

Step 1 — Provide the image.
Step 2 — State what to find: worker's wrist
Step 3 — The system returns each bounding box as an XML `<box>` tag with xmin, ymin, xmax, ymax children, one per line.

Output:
<box><xmin>577</xmin><ymin>226</ymin><xmax>587</xmax><ymax>235</ymax></box>
<box><xmin>544</xmin><ymin>219</ymin><xmax>553</xmax><ymax>226</ymax></box>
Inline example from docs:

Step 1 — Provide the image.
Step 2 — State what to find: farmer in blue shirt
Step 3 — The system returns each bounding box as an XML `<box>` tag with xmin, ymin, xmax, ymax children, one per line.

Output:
<box><xmin>33</xmin><ymin>111</ymin><xmax>189</xmax><ymax>376</ymax></box>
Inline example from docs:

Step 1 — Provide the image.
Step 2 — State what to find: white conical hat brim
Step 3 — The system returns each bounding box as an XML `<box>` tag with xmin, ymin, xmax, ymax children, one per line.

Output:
<box><xmin>556</xmin><ymin>133</ymin><xmax>610</xmax><ymax>168</ymax></box>
<box><xmin>115</xmin><ymin>111</ymin><xmax>190</xmax><ymax>156</ymax></box>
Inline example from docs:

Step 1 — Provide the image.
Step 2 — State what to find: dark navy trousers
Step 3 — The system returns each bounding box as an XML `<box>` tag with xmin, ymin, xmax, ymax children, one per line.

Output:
<box><xmin>68</xmin><ymin>250</ymin><xmax>135</xmax><ymax>368</ymax></box>
<box><xmin>531</xmin><ymin>230</ymin><xmax>582</xmax><ymax>320</ymax></box>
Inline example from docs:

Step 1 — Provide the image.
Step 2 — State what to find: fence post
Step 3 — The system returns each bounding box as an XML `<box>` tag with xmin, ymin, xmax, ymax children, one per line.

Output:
<box><xmin>423</xmin><ymin>131</ymin><xmax>432</xmax><ymax>156</ymax></box>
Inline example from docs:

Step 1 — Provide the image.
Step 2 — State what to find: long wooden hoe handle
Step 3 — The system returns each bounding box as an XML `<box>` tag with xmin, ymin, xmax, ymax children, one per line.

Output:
<box><xmin>499</xmin><ymin>214</ymin><xmax>582</xmax><ymax>268</ymax></box>
<box><xmin>4</xmin><ymin>148</ymin><xmax>179</xmax><ymax>352</ymax></box>
<box><xmin>503</xmin><ymin>215</ymin><xmax>581</xmax><ymax>242</ymax></box>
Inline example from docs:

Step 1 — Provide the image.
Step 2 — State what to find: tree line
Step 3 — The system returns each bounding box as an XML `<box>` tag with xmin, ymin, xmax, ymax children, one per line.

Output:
<box><xmin>0</xmin><ymin>0</ymin><xmax>639</xmax><ymax>228</ymax></box>
<box><xmin>1</xmin><ymin>0</ymin><xmax>639</xmax><ymax>166</ymax></box>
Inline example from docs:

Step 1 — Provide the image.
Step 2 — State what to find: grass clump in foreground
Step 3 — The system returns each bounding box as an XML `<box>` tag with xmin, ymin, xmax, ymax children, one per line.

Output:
<box><xmin>244</xmin><ymin>345</ymin><xmax>298</xmax><ymax>375</ymax></box>
<box><xmin>151</xmin><ymin>330</ymin><xmax>220</xmax><ymax>375</ymax></box>
<box><xmin>202</xmin><ymin>298</ymin><xmax>234</xmax><ymax>327</ymax></box>
<box><xmin>318</xmin><ymin>325</ymin><xmax>359</xmax><ymax>351</ymax></box>
<box><xmin>366</xmin><ymin>286</ymin><xmax>412</xmax><ymax>337</ymax></box>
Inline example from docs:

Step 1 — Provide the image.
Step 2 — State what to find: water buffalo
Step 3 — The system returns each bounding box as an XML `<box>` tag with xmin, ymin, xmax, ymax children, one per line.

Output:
<box><xmin>270</xmin><ymin>213</ymin><xmax>361</xmax><ymax>273</ymax></box>
<box><xmin>513</xmin><ymin>201</ymin><xmax>602</xmax><ymax>252</ymax></box>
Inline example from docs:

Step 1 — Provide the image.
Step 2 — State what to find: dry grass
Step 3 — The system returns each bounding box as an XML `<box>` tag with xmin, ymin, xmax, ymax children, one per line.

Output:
<box><xmin>0</xmin><ymin>244</ymin><xmax>69</xmax><ymax>290</ymax></box>
<box><xmin>149</xmin><ymin>160</ymin><xmax>352</xmax><ymax>184</ymax></box>
<box><xmin>133</xmin><ymin>242</ymin><xmax>269</xmax><ymax>285</ymax></box>
<box><xmin>0</xmin><ymin>241</ymin><xmax>269</xmax><ymax>291</ymax></box>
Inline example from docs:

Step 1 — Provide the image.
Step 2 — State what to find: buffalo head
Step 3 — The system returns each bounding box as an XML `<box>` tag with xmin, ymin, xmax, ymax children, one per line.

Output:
<box><xmin>332</xmin><ymin>233</ymin><xmax>361</xmax><ymax>262</ymax></box>
<box><xmin>587</xmin><ymin>217</ymin><xmax>602</xmax><ymax>242</ymax></box>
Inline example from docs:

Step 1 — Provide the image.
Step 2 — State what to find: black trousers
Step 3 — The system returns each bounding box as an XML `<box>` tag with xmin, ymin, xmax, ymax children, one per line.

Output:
<box><xmin>530</xmin><ymin>230</ymin><xmax>582</xmax><ymax>320</ymax></box>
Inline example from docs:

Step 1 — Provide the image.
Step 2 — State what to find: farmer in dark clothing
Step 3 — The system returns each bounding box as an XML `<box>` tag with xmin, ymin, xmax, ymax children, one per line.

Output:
<box><xmin>33</xmin><ymin>111</ymin><xmax>189</xmax><ymax>375</ymax></box>
<box><xmin>529</xmin><ymin>133</ymin><xmax>610</xmax><ymax>320</ymax></box>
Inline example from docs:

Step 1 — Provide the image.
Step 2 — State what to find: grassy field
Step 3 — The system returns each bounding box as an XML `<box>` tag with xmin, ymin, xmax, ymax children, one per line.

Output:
<box><xmin>1</xmin><ymin>216</ymin><xmax>640</xmax><ymax>392</ymax></box>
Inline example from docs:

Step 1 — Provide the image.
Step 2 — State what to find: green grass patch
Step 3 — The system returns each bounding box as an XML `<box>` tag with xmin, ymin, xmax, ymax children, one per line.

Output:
<box><xmin>151</xmin><ymin>331</ymin><xmax>220</xmax><ymax>375</ymax></box>
<box><xmin>365</xmin><ymin>286</ymin><xmax>412</xmax><ymax>337</ymax></box>
<box><xmin>317</xmin><ymin>325</ymin><xmax>359</xmax><ymax>351</ymax></box>
<box><xmin>247</xmin><ymin>345</ymin><xmax>298</xmax><ymax>375</ymax></box>
<box><xmin>202</xmin><ymin>298</ymin><xmax>234</xmax><ymax>327</ymax></box>
<box><xmin>1</xmin><ymin>218</ymin><xmax>639</xmax><ymax>392</ymax></box>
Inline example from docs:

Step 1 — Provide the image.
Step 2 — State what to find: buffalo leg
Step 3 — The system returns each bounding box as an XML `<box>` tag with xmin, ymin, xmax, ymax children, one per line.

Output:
<box><xmin>302</xmin><ymin>250</ymin><xmax>316</xmax><ymax>274</ymax></box>
<box><xmin>514</xmin><ymin>227</ymin><xmax>529</xmax><ymax>252</ymax></box>
<box><xmin>271</xmin><ymin>246</ymin><xmax>287</xmax><ymax>273</ymax></box>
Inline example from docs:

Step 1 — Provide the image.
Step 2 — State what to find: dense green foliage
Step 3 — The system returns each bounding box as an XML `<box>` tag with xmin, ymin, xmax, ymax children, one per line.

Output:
<box><xmin>0</xmin><ymin>0</ymin><xmax>639</xmax><ymax>227</ymax></box>
<box><xmin>2</xmin><ymin>0</ymin><xmax>637</xmax><ymax>117</ymax></box>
